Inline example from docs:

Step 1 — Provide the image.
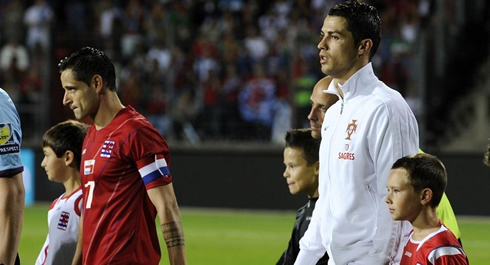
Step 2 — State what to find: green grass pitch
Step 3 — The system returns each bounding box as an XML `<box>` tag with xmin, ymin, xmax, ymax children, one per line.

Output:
<box><xmin>19</xmin><ymin>205</ymin><xmax>490</xmax><ymax>264</ymax></box>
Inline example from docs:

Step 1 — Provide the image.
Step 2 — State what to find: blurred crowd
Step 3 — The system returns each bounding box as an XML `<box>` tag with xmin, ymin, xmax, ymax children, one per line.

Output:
<box><xmin>0</xmin><ymin>0</ymin><xmax>430</xmax><ymax>144</ymax></box>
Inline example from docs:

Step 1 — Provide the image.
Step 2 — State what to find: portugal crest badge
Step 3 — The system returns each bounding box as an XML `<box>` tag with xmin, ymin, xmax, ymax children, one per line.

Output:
<box><xmin>345</xmin><ymin>120</ymin><xmax>357</xmax><ymax>140</ymax></box>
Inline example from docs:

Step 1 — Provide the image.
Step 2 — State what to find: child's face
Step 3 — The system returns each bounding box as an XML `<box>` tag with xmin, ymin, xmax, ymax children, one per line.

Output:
<box><xmin>283</xmin><ymin>147</ymin><xmax>318</xmax><ymax>197</ymax></box>
<box><xmin>385</xmin><ymin>168</ymin><xmax>422</xmax><ymax>222</ymax></box>
<box><xmin>41</xmin><ymin>147</ymin><xmax>68</xmax><ymax>183</ymax></box>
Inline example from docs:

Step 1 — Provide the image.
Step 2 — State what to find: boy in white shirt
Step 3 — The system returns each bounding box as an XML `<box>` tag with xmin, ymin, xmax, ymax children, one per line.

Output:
<box><xmin>36</xmin><ymin>120</ymin><xmax>88</xmax><ymax>265</ymax></box>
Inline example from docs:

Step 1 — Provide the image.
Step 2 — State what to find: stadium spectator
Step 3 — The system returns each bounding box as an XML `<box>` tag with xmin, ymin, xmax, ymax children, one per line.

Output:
<box><xmin>120</xmin><ymin>0</ymin><xmax>145</xmax><ymax>59</ymax></box>
<box><xmin>278</xmin><ymin>129</ymin><xmax>328</xmax><ymax>264</ymax></box>
<box><xmin>238</xmin><ymin>63</ymin><xmax>276</xmax><ymax>140</ymax></box>
<box><xmin>296</xmin><ymin>1</ymin><xmax>419</xmax><ymax>264</ymax></box>
<box><xmin>3</xmin><ymin>0</ymin><xmax>430</xmax><ymax>143</ymax></box>
<box><xmin>220</xmin><ymin>63</ymin><xmax>244</xmax><ymax>139</ymax></box>
<box><xmin>386</xmin><ymin>153</ymin><xmax>469</xmax><ymax>264</ymax></box>
<box><xmin>36</xmin><ymin>120</ymin><xmax>88</xmax><ymax>265</ymax></box>
<box><xmin>0</xmin><ymin>88</ymin><xmax>25</xmax><ymax>265</ymax></box>
<box><xmin>0</xmin><ymin>36</ymin><xmax>29</xmax><ymax>73</ymax></box>
<box><xmin>171</xmin><ymin>89</ymin><xmax>199</xmax><ymax>142</ymax></box>
<box><xmin>144</xmin><ymin>2</ymin><xmax>168</xmax><ymax>46</ymax></box>
<box><xmin>244</xmin><ymin>25</ymin><xmax>269</xmax><ymax>63</ymax></box>
<box><xmin>3</xmin><ymin>0</ymin><xmax>25</xmax><ymax>43</ymax></box>
<box><xmin>59</xmin><ymin>47</ymin><xmax>186</xmax><ymax>265</ymax></box>
<box><xmin>95</xmin><ymin>0</ymin><xmax>124</xmax><ymax>42</ymax></box>
<box><xmin>23</xmin><ymin>0</ymin><xmax>54</xmax><ymax>52</ymax></box>
<box><xmin>0</xmin><ymin>36</ymin><xmax>30</xmax><ymax>105</ymax></box>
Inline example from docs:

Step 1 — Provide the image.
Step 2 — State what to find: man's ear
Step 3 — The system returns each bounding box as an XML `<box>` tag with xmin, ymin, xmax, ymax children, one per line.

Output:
<box><xmin>64</xmin><ymin>150</ymin><xmax>75</xmax><ymax>167</ymax></box>
<box><xmin>420</xmin><ymin>188</ymin><xmax>433</xmax><ymax>206</ymax></box>
<box><xmin>358</xmin><ymin>39</ymin><xmax>373</xmax><ymax>57</ymax></box>
<box><xmin>92</xmin><ymin>74</ymin><xmax>104</xmax><ymax>94</ymax></box>
<box><xmin>314</xmin><ymin>161</ymin><xmax>320</xmax><ymax>176</ymax></box>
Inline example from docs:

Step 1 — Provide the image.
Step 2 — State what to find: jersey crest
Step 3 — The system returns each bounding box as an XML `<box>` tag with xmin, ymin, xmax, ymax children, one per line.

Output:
<box><xmin>57</xmin><ymin>211</ymin><xmax>70</xmax><ymax>230</ymax></box>
<box><xmin>345</xmin><ymin>119</ymin><xmax>357</xmax><ymax>140</ymax></box>
<box><xmin>84</xmin><ymin>159</ymin><xmax>95</xmax><ymax>175</ymax></box>
<box><xmin>101</xmin><ymin>140</ymin><xmax>115</xmax><ymax>158</ymax></box>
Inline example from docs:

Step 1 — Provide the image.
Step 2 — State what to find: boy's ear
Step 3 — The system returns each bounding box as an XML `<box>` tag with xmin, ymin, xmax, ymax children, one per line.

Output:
<box><xmin>64</xmin><ymin>150</ymin><xmax>75</xmax><ymax>167</ymax></box>
<box><xmin>420</xmin><ymin>188</ymin><xmax>433</xmax><ymax>206</ymax></box>
<box><xmin>314</xmin><ymin>161</ymin><xmax>319</xmax><ymax>176</ymax></box>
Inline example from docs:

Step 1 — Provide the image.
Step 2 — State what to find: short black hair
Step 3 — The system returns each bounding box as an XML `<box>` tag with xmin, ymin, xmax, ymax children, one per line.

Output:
<box><xmin>329</xmin><ymin>0</ymin><xmax>382</xmax><ymax>60</ymax></box>
<box><xmin>42</xmin><ymin>120</ymin><xmax>89</xmax><ymax>170</ymax></box>
<box><xmin>391</xmin><ymin>153</ymin><xmax>447</xmax><ymax>207</ymax></box>
<box><xmin>285</xmin><ymin>129</ymin><xmax>320</xmax><ymax>166</ymax></box>
<box><xmin>58</xmin><ymin>47</ymin><xmax>117</xmax><ymax>91</ymax></box>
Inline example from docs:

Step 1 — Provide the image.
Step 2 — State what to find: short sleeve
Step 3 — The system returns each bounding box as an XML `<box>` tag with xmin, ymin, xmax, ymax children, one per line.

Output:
<box><xmin>0</xmin><ymin>89</ymin><xmax>23</xmax><ymax>177</ymax></box>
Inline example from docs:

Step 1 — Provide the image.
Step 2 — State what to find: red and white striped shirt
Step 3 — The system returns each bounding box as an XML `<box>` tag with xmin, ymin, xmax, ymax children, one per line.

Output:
<box><xmin>401</xmin><ymin>222</ymin><xmax>468</xmax><ymax>265</ymax></box>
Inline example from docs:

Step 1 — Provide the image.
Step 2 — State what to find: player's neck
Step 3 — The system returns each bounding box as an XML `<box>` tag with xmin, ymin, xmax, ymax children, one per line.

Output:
<box><xmin>332</xmin><ymin>60</ymin><xmax>369</xmax><ymax>99</ymax></box>
<box><xmin>94</xmin><ymin>91</ymin><xmax>125</xmax><ymax>130</ymax></box>
<box><xmin>411</xmin><ymin>207</ymin><xmax>440</xmax><ymax>241</ymax></box>
<box><xmin>63</xmin><ymin>170</ymin><xmax>82</xmax><ymax>197</ymax></box>
<box><xmin>332</xmin><ymin>80</ymin><xmax>344</xmax><ymax>99</ymax></box>
<box><xmin>307</xmin><ymin>187</ymin><xmax>319</xmax><ymax>198</ymax></box>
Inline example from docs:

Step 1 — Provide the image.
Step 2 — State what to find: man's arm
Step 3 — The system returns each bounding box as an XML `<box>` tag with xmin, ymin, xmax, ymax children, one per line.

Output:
<box><xmin>0</xmin><ymin>172</ymin><xmax>25</xmax><ymax>265</ymax></box>
<box><xmin>71</xmin><ymin>214</ymin><xmax>83</xmax><ymax>265</ymax></box>
<box><xmin>147</xmin><ymin>183</ymin><xmax>187</xmax><ymax>265</ymax></box>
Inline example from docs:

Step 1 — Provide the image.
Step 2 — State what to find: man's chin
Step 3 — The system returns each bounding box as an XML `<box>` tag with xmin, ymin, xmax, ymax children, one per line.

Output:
<box><xmin>311</xmin><ymin>130</ymin><xmax>321</xmax><ymax>139</ymax></box>
<box><xmin>321</xmin><ymin>66</ymin><xmax>330</xmax><ymax>75</ymax></box>
<box><xmin>73</xmin><ymin>112</ymin><xmax>84</xmax><ymax>120</ymax></box>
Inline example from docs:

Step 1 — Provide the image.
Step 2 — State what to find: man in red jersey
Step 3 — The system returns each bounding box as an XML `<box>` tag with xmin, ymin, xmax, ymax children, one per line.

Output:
<box><xmin>59</xmin><ymin>47</ymin><xmax>186</xmax><ymax>265</ymax></box>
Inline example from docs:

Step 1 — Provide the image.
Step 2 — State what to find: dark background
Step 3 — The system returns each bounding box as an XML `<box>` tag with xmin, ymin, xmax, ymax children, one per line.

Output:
<box><xmin>33</xmin><ymin>145</ymin><xmax>490</xmax><ymax>216</ymax></box>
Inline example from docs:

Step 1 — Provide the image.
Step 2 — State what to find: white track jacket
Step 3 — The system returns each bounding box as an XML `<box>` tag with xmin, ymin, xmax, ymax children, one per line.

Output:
<box><xmin>296</xmin><ymin>63</ymin><xmax>419</xmax><ymax>265</ymax></box>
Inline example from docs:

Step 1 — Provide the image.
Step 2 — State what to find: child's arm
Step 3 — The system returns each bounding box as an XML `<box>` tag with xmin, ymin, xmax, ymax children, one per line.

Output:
<box><xmin>71</xmin><ymin>214</ymin><xmax>83</xmax><ymax>265</ymax></box>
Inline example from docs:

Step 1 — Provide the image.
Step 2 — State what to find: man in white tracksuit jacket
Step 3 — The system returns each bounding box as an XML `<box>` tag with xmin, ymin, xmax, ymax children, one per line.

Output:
<box><xmin>295</xmin><ymin>1</ymin><xmax>419</xmax><ymax>264</ymax></box>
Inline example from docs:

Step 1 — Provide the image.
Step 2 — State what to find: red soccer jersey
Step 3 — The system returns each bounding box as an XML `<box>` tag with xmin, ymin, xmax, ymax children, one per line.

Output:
<box><xmin>400</xmin><ymin>223</ymin><xmax>469</xmax><ymax>265</ymax></box>
<box><xmin>80</xmin><ymin>106</ymin><xmax>172</xmax><ymax>265</ymax></box>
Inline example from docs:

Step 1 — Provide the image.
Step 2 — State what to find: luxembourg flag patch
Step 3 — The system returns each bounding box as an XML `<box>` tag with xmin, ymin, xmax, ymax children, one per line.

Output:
<box><xmin>58</xmin><ymin>211</ymin><xmax>70</xmax><ymax>230</ymax></box>
<box><xmin>84</xmin><ymin>160</ymin><xmax>95</xmax><ymax>175</ymax></box>
<box><xmin>101</xmin><ymin>140</ymin><xmax>115</xmax><ymax>158</ymax></box>
<box><xmin>138</xmin><ymin>155</ymin><xmax>171</xmax><ymax>185</ymax></box>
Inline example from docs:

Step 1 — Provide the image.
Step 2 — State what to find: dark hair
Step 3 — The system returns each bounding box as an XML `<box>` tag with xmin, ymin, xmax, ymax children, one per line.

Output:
<box><xmin>42</xmin><ymin>120</ymin><xmax>89</xmax><ymax>170</ymax></box>
<box><xmin>391</xmin><ymin>153</ymin><xmax>447</xmax><ymax>207</ymax></box>
<box><xmin>58</xmin><ymin>47</ymin><xmax>117</xmax><ymax>91</ymax></box>
<box><xmin>285</xmin><ymin>129</ymin><xmax>320</xmax><ymax>166</ymax></box>
<box><xmin>329</xmin><ymin>0</ymin><xmax>382</xmax><ymax>60</ymax></box>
